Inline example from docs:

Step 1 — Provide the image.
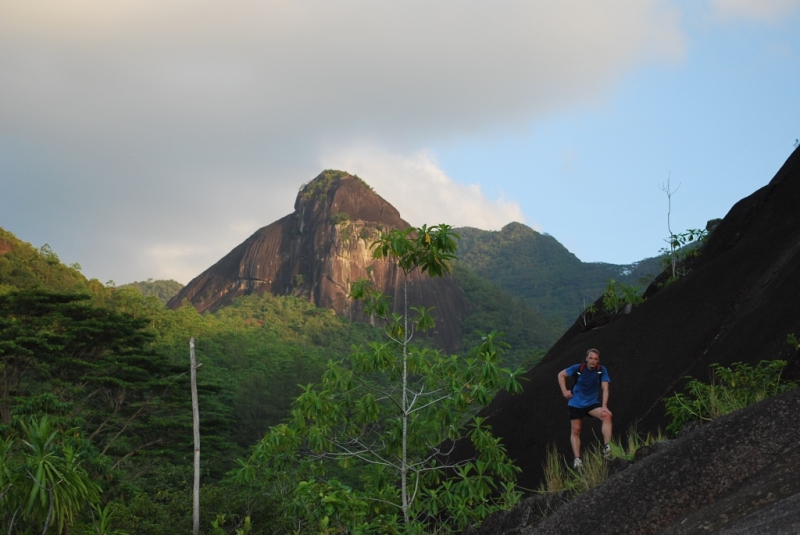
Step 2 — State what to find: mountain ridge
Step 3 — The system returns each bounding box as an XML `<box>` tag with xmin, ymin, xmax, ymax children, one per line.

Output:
<box><xmin>168</xmin><ymin>170</ymin><xmax>468</xmax><ymax>351</ymax></box>
<box><xmin>454</xmin><ymin>222</ymin><xmax>664</xmax><ymax>325</ymax></box>
<box><xmin>167</xmin><ymin>169</ymin><xmax>674</xmax><ymax>353</ymax></box>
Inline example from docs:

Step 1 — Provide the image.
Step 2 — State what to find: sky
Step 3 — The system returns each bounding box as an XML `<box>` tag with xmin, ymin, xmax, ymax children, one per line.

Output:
<box><xmin>2</xmin><ymin>0</ymin><xmax>799</xmax><ymax>285</ymax></box>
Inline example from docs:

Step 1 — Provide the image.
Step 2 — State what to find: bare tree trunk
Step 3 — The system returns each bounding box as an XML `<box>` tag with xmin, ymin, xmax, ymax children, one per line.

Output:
<box><xmin>190</xmin><ymin>338</ymin><xmax>200</xmax><ymax>535</ymax></box>
<box><xmin>401</xmin><ymin>274</ymin><xmax>409</xmax><ymax>525</ymax></box>
<box><xmin>661</xmin><ymin>176</ymin><xmax>680</xmax><ymax>280</ymax></box>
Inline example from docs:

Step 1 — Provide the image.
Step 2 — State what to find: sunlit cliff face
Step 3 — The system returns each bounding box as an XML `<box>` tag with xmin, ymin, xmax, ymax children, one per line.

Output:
<box><xmin>168</xmin><ymin>172</ymin><xmax>466</xmax><ymax>351</ymax></box>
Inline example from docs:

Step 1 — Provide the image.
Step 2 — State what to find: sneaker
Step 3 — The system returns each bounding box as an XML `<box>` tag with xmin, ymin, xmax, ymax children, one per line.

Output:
<box><xmin>573</xmin><ymin>457</ymin><xmax>583</xmax><ymax>469</ymax></box>
<box><xmin>602</xmin><ymin>444</ymin><xmax>612</xmax><ymax>457</ymax></box>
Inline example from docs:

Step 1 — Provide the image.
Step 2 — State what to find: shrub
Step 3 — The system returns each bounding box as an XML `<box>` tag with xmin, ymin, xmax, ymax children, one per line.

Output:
<box><xmin>329</xmin><ymin>212</ymin><xmax>350</xmax><ymax>225</ymax></box>
<box><xmin>601</xmin><ymin>279</ymin><xmax>644</xmax><ymax>314</ymax></box>
<box><xmin>659</xmin><ymin>227</ymin><xmax>709</xmax><ymax>285</ymax></box>
<box><xmin>664</xmin><ymin>360</ymin><xmax>797</xmax><ymax>435</ymax></box>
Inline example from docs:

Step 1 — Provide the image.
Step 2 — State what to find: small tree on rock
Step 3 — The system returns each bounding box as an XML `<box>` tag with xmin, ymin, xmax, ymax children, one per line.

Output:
<box><xmin>243</xmin><ymin>224</ymin><xmax>524</xmax><ymax>533</ymax></box>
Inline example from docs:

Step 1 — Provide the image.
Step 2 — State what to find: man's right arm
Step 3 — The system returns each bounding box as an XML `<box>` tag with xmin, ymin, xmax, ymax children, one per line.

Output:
<box><xmin>558</xmin><ymin>370</ymin><xmax>572</xmax><ymax>399</ymax></box>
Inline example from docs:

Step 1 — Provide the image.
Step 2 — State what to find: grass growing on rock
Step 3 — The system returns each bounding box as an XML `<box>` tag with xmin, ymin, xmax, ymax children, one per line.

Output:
<box><xmin>538</xmin><ymin>428</ymin><xmax>665</xmax><ymax>497</ymax></box>
<box><xmin>664</xmin><ymin>360</ymin><xmax>797</xmax><ymax>435</ymax></box>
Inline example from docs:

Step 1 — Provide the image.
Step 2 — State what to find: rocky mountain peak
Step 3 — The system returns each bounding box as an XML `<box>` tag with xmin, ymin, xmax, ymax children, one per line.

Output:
<box><xmin>168</xmin><ymin>170</ymin><xmax>466</xmax><ymax>351</ymax></box>
<box><xmin>294</xmin><ymin>170</ymin><xmax>404</xmax><ymax>230</ymax></box>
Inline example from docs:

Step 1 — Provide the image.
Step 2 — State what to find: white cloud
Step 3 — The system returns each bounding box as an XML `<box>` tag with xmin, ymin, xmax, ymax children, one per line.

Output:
<box><xmin>710</xmin><ymin>0</ymin><xmax>800</xmax><ymax>22</ymax></box>
<box><xmin>144</xmin><ymin>244</ymin><xmax>208</xmax><ymax>285</ymax></box>
<box><xmin>0</xmin><ymin>0</ymin><xmax>689</xmax><ymax>283</ymax></box>
<box><xmin>1</xmin><ymin>0</ymin><xmax>686</xmax><ymax>152</ymax></box>
<box><xmin>322</xmin><ymin>145</ymin><xmax>528</xmax><ymax>231</ymax></box>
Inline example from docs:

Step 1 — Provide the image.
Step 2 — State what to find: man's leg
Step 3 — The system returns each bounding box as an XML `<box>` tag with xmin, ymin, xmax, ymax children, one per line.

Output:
<box><xmin>570</xmin><ymin>418</ymin><xmax>582</xmax><ymax>459</ymax></box>
<box><xmin>588</xmin><ymin>407</ymin><xmax>612</xmax><ymax>445</ymax></box>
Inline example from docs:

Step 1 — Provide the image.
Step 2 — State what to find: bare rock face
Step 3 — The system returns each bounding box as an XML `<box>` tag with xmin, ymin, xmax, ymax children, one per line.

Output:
<box><xmin>466</xmin><ymin>387</ymin><xmax>800</xmax><ymax>534</ymax></box>
<box><xmin>451</xmin><ymin>145</ymin><xmax>800</xmax><ymax>505</ymax></box>
<box><xmin>167</xmin><ymin>171</ymin><xmax>466</xmax><ymax>351</ymax></box>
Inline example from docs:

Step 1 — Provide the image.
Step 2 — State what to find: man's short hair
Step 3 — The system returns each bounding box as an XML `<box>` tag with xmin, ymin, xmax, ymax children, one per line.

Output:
<box><xmin>586</xmin><ymin>348</ymin><xmax>600</xmax><ymax>358</ymax></box>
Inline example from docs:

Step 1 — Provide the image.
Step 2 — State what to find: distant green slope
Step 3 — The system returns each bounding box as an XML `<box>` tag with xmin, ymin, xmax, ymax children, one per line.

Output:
<box><xmin>0</xmin><ymin>227</ymin><xmax>98</xmax><ymax>293</ymax></box>
<box><xmin>119</xmin><ymin>279</ymin><xmax>184</xmax><ymax>304</ymax></box>
<box><xmin>454</xmin><ymin>263</ymin><xmax>563</xmax><ymax>369</ymax></box>
<box><xmin>455</xmin><ymin>223</ymin><xmax>663</xmax><ymax>325</ymax></box>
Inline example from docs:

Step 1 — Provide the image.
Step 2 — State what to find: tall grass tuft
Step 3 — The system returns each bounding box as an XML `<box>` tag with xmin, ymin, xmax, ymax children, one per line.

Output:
<box><xmin>613</xmin><ymin>425</ymin><xmax>666</xmax><ymax>461</ymax></box>
<box><xmin>539</xmin><ymin>443</ymin><xmax>569</xmax><ymax>494</ymax></box>
<box><xmin>538</xmin><ymin>427</ymin><xmax>665</xmax><ymax>497</ymax></box>
<box><xmin>538</xmin><ymin>442</ymin><xmax>607</xmax><ymax>496</ymax></box>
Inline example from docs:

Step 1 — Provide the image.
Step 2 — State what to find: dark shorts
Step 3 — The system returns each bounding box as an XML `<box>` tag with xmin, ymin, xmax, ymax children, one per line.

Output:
<box><xmin>569</xmin><ymin>403</ymin><xmax>602</xmax><ymax>420</ymax></box>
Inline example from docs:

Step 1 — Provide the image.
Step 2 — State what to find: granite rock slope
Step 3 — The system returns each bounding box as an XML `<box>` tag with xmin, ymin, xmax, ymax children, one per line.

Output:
<box><xmin>168</xmin><ymin>171</ymin><xmax>467</xmax><ymax>351</ymax></box>
<box><xmin>455</xmin><ymin>145</ymin><xmax>800</xmax><ymax>494</ymax></box>
<box><xmin>465</xmin><ymin>387</ymin><xmax>800</xmax><ymax>534</ymax></box>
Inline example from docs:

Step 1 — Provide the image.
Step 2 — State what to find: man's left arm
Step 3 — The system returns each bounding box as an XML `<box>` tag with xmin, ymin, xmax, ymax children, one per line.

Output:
<box><xmin>601</xmin><ymin>381</ymin><xmax>611</xmax><ymax>415</ymax></box>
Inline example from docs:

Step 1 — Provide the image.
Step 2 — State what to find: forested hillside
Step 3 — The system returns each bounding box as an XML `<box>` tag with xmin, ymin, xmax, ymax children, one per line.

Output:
<box><xmin>119</xmin><ymin>278</ymin><xmax>183</xmax><ymax>304</ymax></box>
<box><xmin>455</xmin><ymin>223</ymin><xmax>662</xmax><ymax>325</ymax></box>
<box><xmin>0</xmin><ymin>228</ymin><xmax>100</xmax><ymax>293</ymax></box>
<box><xmin>454</xmin><ymin>263</ymin><xmax>562</xmax><ymax>369</ymax></box>
<box><xmin>0</xmin><ymin>207</ymin><xmax>677</xmax><ymax>534</ymax></box>
<box><xmin>0</xmin><ymin>228</ymin><xmax>386</xmax><ymax>533</ymax></box>
<box><xmin>0</xmin><ymin>225</ymin><xmax>564</xmax><ymax>533</ymax></box>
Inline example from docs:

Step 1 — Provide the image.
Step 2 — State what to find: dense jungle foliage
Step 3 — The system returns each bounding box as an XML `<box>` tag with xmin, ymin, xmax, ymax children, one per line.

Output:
<box><xmin>119</xmin><ymin>279</ymin><xmax>183</xmax><ymax>304</ymax></box>
<box><xmin>0</xmin><ymin>229</ymin><xmax>386</xmax><ymax>533</ymax></box>
<box><xmin>453</xmin><ymin>263</ymin><xmax>560</xmax><ymax>369</ymax></box>
<box><xmin>0</xmin><ymin>227</ymin><xmax>561</xmax><ymax>533</ymax></box>
<box><xmin>237</xmin><ymin>224</ymin><xmax>526</xmax><ymax>534</ymax></box>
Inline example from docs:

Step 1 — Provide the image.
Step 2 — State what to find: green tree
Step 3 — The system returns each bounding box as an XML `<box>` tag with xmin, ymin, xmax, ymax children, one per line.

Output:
<box><xmin>0</xmin><ymin>289</ymin><xmax>189</xmax><ymax>473</ymax></box>
<box><xmin>118</xmin><ymin>279</ymin><xmax>184</xmax><ymax>304</ymax></box>
<box><xmin>600</xmin><ymin>279</ymin><xmax>644</xmax><ymax>314</ymax></box>
<box><xmin>658</xmin><ymin>178</ymin><xmax>709</xmax><ymax>282</ymax></box>
<box><xmin>244</xmin><ymin>225</ymin><xmax>524</xmax><ymax>533</ymax></box>
<box><xmin>658</xmin><ymin>228</ymin><xmax>708</xmax><ymax>282</ymax></box>
<box><xmin>0</xmin><ymin>415</ymin><xmax>101</xmax><ymax>534</ymax></box>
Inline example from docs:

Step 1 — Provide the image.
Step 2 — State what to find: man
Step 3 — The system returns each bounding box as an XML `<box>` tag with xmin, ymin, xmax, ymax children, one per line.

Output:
<box><xmin>557</xmin><ymin>348</ymin><xmax>612</xmax><ymax>468</ymax></box>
